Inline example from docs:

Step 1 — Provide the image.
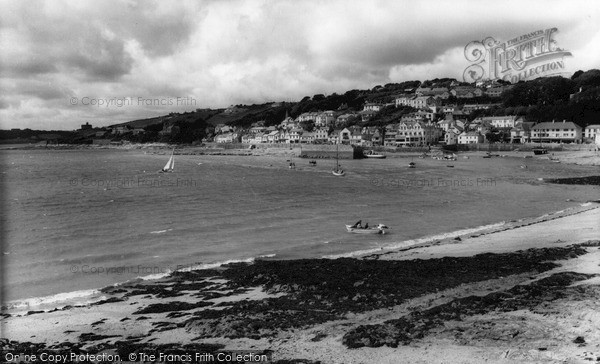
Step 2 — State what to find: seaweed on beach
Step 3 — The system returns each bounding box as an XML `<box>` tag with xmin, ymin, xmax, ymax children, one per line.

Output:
<box><xmin>123</xmin><ymin>284</ymin><xmax>186</xmax><ymax>298</ymax></box>
<box><xmin>182</xmin><ymin>246</ymin><xmax>589</xmax><ymax>339</ymax></box>
<box><xmin>544</xmin><ymin>175</ymin><xmax>600</xmax><ymax>185</ymax></box>
<box><xmin>342</xmin><ymin>272</ymin><xmax>595</xmax><ymax>348</ymax></box>
<box><xmin>133</xmin><ymin>301</ymin><xmax>213</xmax><ymax>315</ymax></box>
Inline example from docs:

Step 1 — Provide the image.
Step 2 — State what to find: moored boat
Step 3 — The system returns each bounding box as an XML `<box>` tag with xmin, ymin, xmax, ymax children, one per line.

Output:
<box><xmin>364</xmin><ymin>150</ymin><xmax>386</xmax><ymax>159</ymax></box>
<box><xmin>345</xmin><ymin>223</ymin><xmax>389</xmax><ymax>234</ymax></box>
<box><xmin>332</xmin><ymin>144</ymin><xmax>345</xmax><ymax>176</ymax></box>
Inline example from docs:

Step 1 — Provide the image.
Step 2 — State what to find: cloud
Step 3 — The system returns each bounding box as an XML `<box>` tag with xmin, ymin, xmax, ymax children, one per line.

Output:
<box><xmin>1</xmin><ymin>0</ymin><xmax>599</xmax><ymax>130</ymax></box>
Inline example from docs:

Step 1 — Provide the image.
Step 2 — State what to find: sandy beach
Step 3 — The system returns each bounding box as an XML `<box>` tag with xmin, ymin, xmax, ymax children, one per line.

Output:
<box><xmin>2</xmin><ymin>202</ymin><xmax>599</xmax><ymax>363</ymax></box>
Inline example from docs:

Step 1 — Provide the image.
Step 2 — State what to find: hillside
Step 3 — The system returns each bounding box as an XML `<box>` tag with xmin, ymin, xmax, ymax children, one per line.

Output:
<box><xmin>109</xmin><ymin>70</ymin><xmax>600</xmax><ymax>134</ymax></box>
<box><xmin>4</xmin><ymin>69</ymin><xmax>599</xmax><ymax>145</ymax></box>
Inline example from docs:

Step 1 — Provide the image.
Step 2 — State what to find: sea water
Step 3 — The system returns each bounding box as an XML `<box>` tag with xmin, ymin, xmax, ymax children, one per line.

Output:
<box><xmin>1</xmin><ymin>148</ymin><xmax>595</xmax><ymax>311</ymax></box>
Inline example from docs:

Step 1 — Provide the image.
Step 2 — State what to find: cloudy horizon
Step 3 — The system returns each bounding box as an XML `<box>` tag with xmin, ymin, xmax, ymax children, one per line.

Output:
<box><xmin>1</xmin><ymin>0</ymin><xmax>599</xmax><ymax>130</ymax></box>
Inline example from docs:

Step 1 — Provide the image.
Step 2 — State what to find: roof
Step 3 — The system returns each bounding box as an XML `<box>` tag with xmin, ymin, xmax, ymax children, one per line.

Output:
<box><xmin>481</xmin><ymin>115</ymin><xmax>518</xmax><ymax>121</ymax></box>
<box><xmin>359</xmin><ymin>110</ymin><xmax>378</xmax><ymax>115</ymax></box>
<box><xmin>532</xmin><ymin>121</ymin><xmax>582</xmax><ymax>130</ymax></box>
<box><xmin>460</xmin><ymin>131</ymin><xmax>481</xmax><ymax>137</ymax></box>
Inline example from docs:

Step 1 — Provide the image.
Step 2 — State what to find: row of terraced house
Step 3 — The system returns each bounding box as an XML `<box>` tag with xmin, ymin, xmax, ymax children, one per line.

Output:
<box><xmin>212</xmin><ymin>81</ymin><xmax>598</xmax><ymax>146</ymax></box>
<box><xmin>215</xmin><ymin>109</ymin><xmax>598</xmax><ymax>147</ymax></box>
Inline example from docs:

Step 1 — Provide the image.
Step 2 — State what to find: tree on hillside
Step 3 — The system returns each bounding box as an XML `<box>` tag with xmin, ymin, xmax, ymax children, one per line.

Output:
<box><xmin>572</xmin><ymin>69</ymin><xmax>600</xmax><ymax>89</ymax></box>
<box><xmin>299</xmin><ymin>120</ymin><xmax>315</xmax><ymax>132</ymax></box>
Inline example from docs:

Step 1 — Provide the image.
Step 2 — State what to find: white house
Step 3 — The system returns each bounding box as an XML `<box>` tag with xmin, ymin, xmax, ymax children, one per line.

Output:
<box><xmin>477</xmin><ymin>115</ymin><xmax>523</xmax><ymax>129</ymax></box>
<box><xmin>393</xmin><ymin>121</ymin><xmax>441</xmax><ymax>146</ymax></box>
<box><xmin>363</xmin><ymin>103</ymin><xmax>384</xmax><ymax>112</ymax></box>
<box><xmin>296</xmin><ymin>112</ymin><xmax>320</xmax><ymax>122</ymax></box>
<box><xmin>313</xmin><ymin>127</ymin><xmax>329</xmax><ymax>143</ymax></box>
<box><xmin>411</xmin><ymin>96</ymin><xmax>440</xmax><ymax>110</ymax></box>
<box><xmin>315</xmin><ymin>111</ymin><xmax>336</xmax><ymax>127</ymax></box>
<box><xmin>395</xmin><ymin>96</ymin><xmax>414</xmax><ymax>108</ymax></box>
<box><xmin>584</xmin><ymin>124</ymin><xmax>600</xmax><ymax>142</ymax></box>
<box><xmin>266</xmin><ymin>130</ymin><xmax>280</xmax><ymax>143</ymax></box>
<box><xmin>531</xmin><ymin>120</ymin><xmax>582</xmax><ymax>143</ymax></box>
<box><xmin>288</xmin><ymin>128</ymin><xmax>303</xmax><ymax>143</ymax></box>
<box><xmin>348</xmin><ymin>126</ymin><xmax>363</xmax><ymax>145</ymax></box>
<box><xmin>300</xmin><ymin>131</ymin><xmax>315</xmax><ymax>144</ymax></box>
<box><xmin>338</xmin><ymin>128</ymin><xmax>352</xmax><ymax>144</ymax></box>
<box><xmin>458</xmin><ymin>131</ymin><xmax>484</xmax><ymax>144</ymax></box>
<box><xmin>215</xmin><ymin>133</ymin><xmax>234</xmax><ymax>143</ymax></box>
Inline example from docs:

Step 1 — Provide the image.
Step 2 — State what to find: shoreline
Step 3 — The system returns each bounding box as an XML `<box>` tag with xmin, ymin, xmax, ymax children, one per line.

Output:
<box><xmin>2</xmin><ymin>205</ymin><xmax>600</xmax><ymax>363</ymax></box>
<box><xmin>3</xmin><ymin>142</ymin><xmax>599</xmax><ymax>165</ymax></box>
<box><xmin>3</xmin><ymin>203</ymin><xmax>598</xmax><ymax>315</ymax></box>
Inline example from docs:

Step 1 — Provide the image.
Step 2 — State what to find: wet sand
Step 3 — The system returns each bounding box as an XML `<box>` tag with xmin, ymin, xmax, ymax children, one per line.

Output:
<box><xmin>2</xmin><ymin>205</ymin><xmax>599</xmax><ymax>363</ymax></box>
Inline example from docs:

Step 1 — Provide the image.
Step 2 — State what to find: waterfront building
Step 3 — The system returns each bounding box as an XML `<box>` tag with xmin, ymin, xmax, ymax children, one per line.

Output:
<box><xmin>510</xmin><ymin>122</ymin><xmax>535</xmax><ymax>143</ymax></box>
<box><xmin>531</xmin><ymin>120</ymin><xmax>582</xmax><ymax>143</ymax></box>
<box><xmin>458</xmin><ymin>131</ymin><xmax>484</xmax><ymax>144</ymax></box>
<box><xmin>475</xmin><ymin>115</ymin><xmax>524</xmax><ymax>129</ymax></box>
<box><xmin>313</xmin><ymin>127</ymin><xmax>330</xmax><ymax>143</ymax></box>
<box><xmin>393</xmin><ymin>121</ymin><xmax>441</xmax><ymax>146</ymax></box>
<box><xmin>584</xmin><ymin>125</ymin><xmax>600</xmax><ymax>142</ymax></box>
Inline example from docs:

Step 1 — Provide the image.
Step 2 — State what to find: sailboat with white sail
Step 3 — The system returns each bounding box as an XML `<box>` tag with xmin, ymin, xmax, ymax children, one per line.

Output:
<box><xmin>160</xmin><ymin>149</ymin><xmax>175</xmax><ymax>173</ymax></box>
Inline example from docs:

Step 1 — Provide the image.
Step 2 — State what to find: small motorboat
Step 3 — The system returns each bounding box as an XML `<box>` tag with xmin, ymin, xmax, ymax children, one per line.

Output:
<box><xmin>443</xmin><ymin>153</ymin><xmax>457</xmax><ymax>161</ymax></box>
<box><xmin>408</xmin><ymin>161</ymin><xmax>416</xmax><ymax>168</ymax></box>
<box><xmin>309</xmin><ymin>160</ymin><xmax>317</xmax><ymax>166</ymax></box>
<box><xmin>345</xmin><ymin>223</ymin><xmax>389</xmax><ymax>234</ymax></box>
<box><xmin>364</xmin><ymin>150</ymin><xmax>386</xmax><ymax>159</ymax></box>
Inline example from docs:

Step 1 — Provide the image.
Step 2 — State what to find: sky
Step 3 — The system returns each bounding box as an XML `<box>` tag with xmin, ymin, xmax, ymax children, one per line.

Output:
<box><xmin>1</xmin><ymin>0</ymin><xmax>599</xmax><ymax>130</ymax></box>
